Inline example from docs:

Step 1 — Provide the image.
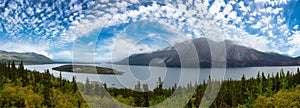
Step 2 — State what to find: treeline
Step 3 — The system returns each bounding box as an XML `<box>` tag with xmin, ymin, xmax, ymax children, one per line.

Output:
<box><xmin>78</xmin><ymin>75</ymin><xmax>178</xmax><ymax>107</ymax></box>
<box><xmin>99</xmin><ymin>68</ymin><xmax>300</xmax><ymax>107</ymax></box>
<box><xmin>1</xmin><ymin>61</ymin><xmax>300</xmax><ymax>107</ymax></box>
<box><xmin>0</xmin><ymin>61</ymin><xmax>175</xmax><ymax>107</ymax></box>
<box><xmin>207</xmin><ymin>68</ymin><xmax>300</xmax><ymax>108</ymax></box>
<box><xmin>0</xmin><ymin>61</ymin><xmax>87</xmax><ymax>107</ymax></box>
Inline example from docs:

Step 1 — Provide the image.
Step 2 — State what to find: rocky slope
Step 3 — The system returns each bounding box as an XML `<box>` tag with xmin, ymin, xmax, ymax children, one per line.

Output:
<box><xmin>116</xmin><ymin>38</ymin><xmax>300</xmax><ymax>67</ymax></box>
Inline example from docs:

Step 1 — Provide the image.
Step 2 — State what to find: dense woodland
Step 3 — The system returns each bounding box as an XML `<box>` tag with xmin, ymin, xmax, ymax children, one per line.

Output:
<box><xmin>0</xmin><ymin>61</ymin><xmax>300</xmax><ymax>107</ymax></box>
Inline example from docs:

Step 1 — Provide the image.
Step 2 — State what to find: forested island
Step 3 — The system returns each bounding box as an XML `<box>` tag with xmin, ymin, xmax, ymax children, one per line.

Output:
<box><xmin>1</xmin><ymin>61</ymin><xmax>300</xmax><ymax>107</ymax></box>
<box><xmin>52</xmin><ymin>65</ymin><xmax>124</xmax><ymax>75</ymax></box>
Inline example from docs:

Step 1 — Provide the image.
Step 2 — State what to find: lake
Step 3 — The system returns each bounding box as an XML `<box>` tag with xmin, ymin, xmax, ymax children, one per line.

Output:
<box><xmin>25</xmin><ymin>64</ymin><xmax>300</xmax><ymax>89</ymax></box>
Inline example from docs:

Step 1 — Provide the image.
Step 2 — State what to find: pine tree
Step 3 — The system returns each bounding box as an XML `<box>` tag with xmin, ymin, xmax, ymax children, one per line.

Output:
<box><xmin>154</xmin><ymin>77</ymin><xmax>163</xmax><ymax>96</ymax></box>
<box><xmin>241</xmin><ymin>74</ymin><xmax>247</xmax><ymax>103</ymax></box>
<box><xmin>158</xmin><ymin>77</ymin><xmax>163</xmax><ymax>90</ymax></box>
<box><xmin>264</xmin><ymin>74</ymin><xmax>274</xmax><ymax>97</ymax></box>
<box><xmin>135</xmin><ymin>81</ymin><xmax>142</xmax><ymax>91</ymax></box>
<box><xmin>84</xmin><ymin>77</ymin><xmax>91</xmax><ymax>95</ymax></box>
<box><xmin>59</xmin><ymin>71</ymin><xmax>62</xmax><ymax>87</ymax></box>
<box><xmin>142</xmin><ymin>91</ymin><xmax>150</xmax><ymax>107</ymax></box>
<box><xmin>18</xmin><ymin>61</ymin><xmax>25</xmax><ymax>83</ymax></box>
<box><xmin>72</xmin><ymin>76</ymin><xmax>77</xmax><ymax>93</ymax></box>
<box><xmin>11</xmin><ymin>61</ymin><xmax>16</xmax><ymax>82</ymax></box>
<box><xmin>94</xmin><ymin>83</ymin><xmax>101</xmax><ymax>96</ymax></box>
<box><xmin>143</xmin><ymin>83</ymin><xmax>149</xmax><ymax>92</ymax></box>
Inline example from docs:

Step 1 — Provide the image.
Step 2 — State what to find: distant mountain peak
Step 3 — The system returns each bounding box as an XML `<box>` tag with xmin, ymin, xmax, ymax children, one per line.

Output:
<box><xmin>0</xmin><ymin>50</ymin><xmax>53</xmax><ymax>64</ymax></box>
<box><xmin>116</xmin><ymin>37</ymin><xmax>300</xmax><ymax>67</ymax></box>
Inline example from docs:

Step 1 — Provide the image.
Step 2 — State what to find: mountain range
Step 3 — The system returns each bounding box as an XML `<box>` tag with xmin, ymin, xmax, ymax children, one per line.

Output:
<box><xmin>0</xmin><ymin>50</ymin><xmax>53</xmax><ymax>64</ymax></box>
<box><xmin>116</xmin><ymin>38</ymin><xmax>300</xmax><ymax>67</ymax></box>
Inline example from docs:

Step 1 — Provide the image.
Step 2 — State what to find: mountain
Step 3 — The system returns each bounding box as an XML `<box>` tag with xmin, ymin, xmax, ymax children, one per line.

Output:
<box><xmin>116</xmin><ymin>38</ymin><xmax>300</xmax><ymax>67</ymax></box>
<box><xmin>0</xmin><ymin>50</ymin><xmax>53</xmax><ymax>64</ymax></box>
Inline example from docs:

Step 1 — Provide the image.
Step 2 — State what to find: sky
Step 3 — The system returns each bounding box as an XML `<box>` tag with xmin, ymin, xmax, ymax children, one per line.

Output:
<box><xmin>0</xmin><ymin>0</ymin><xmax>299</xmax><ymax>62</ymax></box>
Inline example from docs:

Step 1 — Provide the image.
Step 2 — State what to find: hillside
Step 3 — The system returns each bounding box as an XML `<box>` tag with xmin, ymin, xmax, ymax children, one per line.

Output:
<box><xmin>116</xmin><ymin>38</ymin><xmax>300</xmax><ymax>67</ymax></box>
<box><xmin>0</xmin><ymin>50</ymin><xmax>53</xmax><ymax>64</ymax></box>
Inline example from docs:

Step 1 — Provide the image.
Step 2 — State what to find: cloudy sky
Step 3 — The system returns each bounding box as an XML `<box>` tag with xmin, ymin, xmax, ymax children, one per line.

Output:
<box><xmin>0</xmin><ymin>0</ymin><xmax>299</xmax><ymax>62</ymax></box>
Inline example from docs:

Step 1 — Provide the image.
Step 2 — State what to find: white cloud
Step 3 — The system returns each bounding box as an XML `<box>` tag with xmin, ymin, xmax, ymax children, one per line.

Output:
<box><xmin>87</xmin><ymin>41</ymin><xmax>94</xmax><ymax>47</ymax></box>
<box><xmin>294</xmin><ymin>25</ymin><xmax>298</xmax><ymax>30</ymax></box>
<box><xmin>95</xmin><ymin>37</ymin><xmax>159</xmax><ymax>62</ymax></box>
<box><xmin>193</xmin><ymin>29</ymin><xmax>202</xmax><ymax>38</ymax></box>
<box><xmin>94</xmin><ymin>20</ymin><xmax>188</xmax><ymax>62</ymax></box>
<box><xmin>209</xmin><ymin>0</ymin><xmax>224</xmax><ymax>15</ymax></box>
<box><xmin>53</xmin><ymin>51</ymin><xmax>73</xmax><ymax>61</ymax></box>
<box><xmin>288</xmin><ymin>31</ymin><xmax>300</xmax><ymax>56</ymax></box>
<box><xmin>227</xmin><ymin>11</ymin><xmax>237</xmax><ymax>20</ymax></box>
<box><xmin>221</xmin><ymin>24</ymin><xmax>273</xmax><ymax>53</ymax></box>
<box><xmin>272</xmin><ymin>8</ymin><xmax>283</xmax><ymax>14</ymax></box>
<box><xmin>0</xmin><ymin>0</ymin><xmax>98</xmax><ymax>47</ymax></box>
<box><xmin>252</xmin><ymin>21</ymin><xmax>263</xmax><ymax>29</ymax></box>
<box><xmin>57</xmin><ymin>0</ymin><xmax>299</xmax><ymax>63</ymax></box>
<box><xmin>148</xmin><ymin>33</ymin><xmax>157</xmax><ymax>37</ymax></box>
<box><xmin>3</xmin><ymin>0</ymin><xmax>289</xmax><ymax>62</ymax></box>
<box><xmin>64</xmin><ymin>13</ymin><xmax>112</xmax><ymax>42</ymax></box>
<box><xmin>222</xmin><ymin>4</ymin><xmax>233</xmax><ymax>15</ymax></box>
<box><xmin>3</xmin><ymin>8</ymin><xmax>10</xmax><ymax>17</ymax></box>
<box><xmin>255</xmin><ymin>0</ymin><xmax>268</xmax><ymax>3</ymax></box>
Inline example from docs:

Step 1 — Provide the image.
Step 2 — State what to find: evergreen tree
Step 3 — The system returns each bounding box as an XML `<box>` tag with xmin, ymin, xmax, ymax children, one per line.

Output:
<box><xmin>154</xmin><ymin>77</ymin><xmax>163</xmax><ymax>96</ymax></box>
<box><xmin>143</xmin><ymin>83</ymin><xmax>149</xmax><ymax>92</ymax></box>
<box><xmin>84</xmin><ymin>77</ymin><xmax>91</xmax><ymax>95</ymax></box>
<box><xmin>72</xmin><ymin>76</ymin><xmax>77</xmax><ymax>93</ymax></box>
<box><xmin>94</xmin><ymin>83</ymin><xmax>101</xmax><ymax>96</ymax></box>
<box><xmin>135</xmin><ymin>81</ymin><xmax>142</xmax><ymax>91</ymax></box>
<box><xmin>280</xmin><ymin>69</ymin><xmax>288</xmax><ymax>90</ymax></box>
<box><xmin>241</xmin><ymin>74</ymin><xmax>247</xmax><ymax>103</ymax></box>
<box><xmin>264</xmin><ymin>74</ymin><xmax>274</xmax><ymax>96</ymax></box>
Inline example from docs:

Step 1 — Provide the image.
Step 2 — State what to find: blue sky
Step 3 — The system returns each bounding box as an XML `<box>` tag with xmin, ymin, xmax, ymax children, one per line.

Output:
<box><xmin>0</xmin><ymin>0</ymin><xmax>299</xmax><ymax>62</ymax></box>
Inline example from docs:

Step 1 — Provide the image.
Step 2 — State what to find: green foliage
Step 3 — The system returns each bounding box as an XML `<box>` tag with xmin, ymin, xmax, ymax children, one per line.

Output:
<box><xmin>1</xmin><ymin>61</ymin><xmax>300</xmax><ymax>107</ymax></box>
<box><xmin>192</xmin><ymin>68</ymin><xmax>300</xmax><ymax>107</ymax></box>
<box><xmin>84</xmin><ymin>77</ymin><xmax>91</xmax><ymax>95</ymax></box>
<box><xmin>254</xmin><ymin>85</ymin><xmax>300</xmax><ymax>107</ymax></box>
<box><xmin>0</xmin><ymin>61</ymin><xmax>83</xmax><ymax>107</ymax></box>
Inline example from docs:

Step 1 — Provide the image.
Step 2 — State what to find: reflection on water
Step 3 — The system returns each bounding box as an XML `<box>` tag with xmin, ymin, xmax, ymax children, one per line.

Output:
<box><xmin>25</xmin><ymin>64</ymin><xmax>300</xmax><ymax>89</ymax></box>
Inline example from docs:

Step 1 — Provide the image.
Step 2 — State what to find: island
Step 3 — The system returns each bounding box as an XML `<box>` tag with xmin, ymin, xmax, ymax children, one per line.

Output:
<box><xmin>52</xmin><ymin>65</ymin><xmax>124</xmax><ymax>75</ymax></box>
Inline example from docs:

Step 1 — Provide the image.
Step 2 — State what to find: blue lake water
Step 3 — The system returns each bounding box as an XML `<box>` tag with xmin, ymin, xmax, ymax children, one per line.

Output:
<box><xmin>25</xmin><ymin>64</ymin><xmax>300</xmax><ymax>89</ymax></box>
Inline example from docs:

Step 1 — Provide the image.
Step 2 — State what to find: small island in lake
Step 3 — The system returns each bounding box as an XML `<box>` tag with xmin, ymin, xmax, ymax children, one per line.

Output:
<box><xmin>52</xmin><ymin>65</ymin><xmax>124</xmax><ymax>75</ymax></box>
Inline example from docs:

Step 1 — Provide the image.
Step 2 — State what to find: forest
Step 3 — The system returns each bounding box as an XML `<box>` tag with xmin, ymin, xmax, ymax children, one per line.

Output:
<box><xmin>0</xmin><ymin>61</ymin><xmax>300</xmax><ymax>107</ymax></box>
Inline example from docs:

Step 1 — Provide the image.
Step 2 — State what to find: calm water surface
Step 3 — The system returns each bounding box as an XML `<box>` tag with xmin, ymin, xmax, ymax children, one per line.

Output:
<box><xmin>25</xmin><ymin>64</ymin><xmax>300</xmax><ymax>89</ymax></box>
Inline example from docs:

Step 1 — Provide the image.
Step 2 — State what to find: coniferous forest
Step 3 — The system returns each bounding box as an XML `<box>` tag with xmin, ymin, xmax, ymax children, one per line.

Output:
<box><xmin>1</xmin><ymin>61</ymin><xmax>300</xmax><ymax>107</ymax></box>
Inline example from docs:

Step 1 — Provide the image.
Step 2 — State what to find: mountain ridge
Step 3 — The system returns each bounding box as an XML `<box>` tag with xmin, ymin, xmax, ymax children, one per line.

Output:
<box><xmin>116</xmin><ymin>38</ymin><xmax>300</xmax><ymax>67</ymax></box>
<box><xmin>0</xmin><ymin>50</ymin><xmax>53</xmax><ymax>64</ymax></box>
